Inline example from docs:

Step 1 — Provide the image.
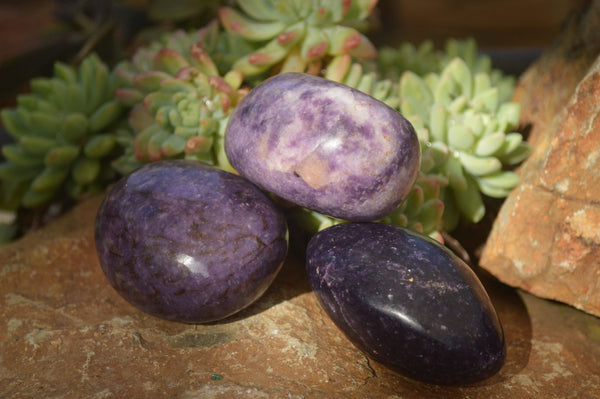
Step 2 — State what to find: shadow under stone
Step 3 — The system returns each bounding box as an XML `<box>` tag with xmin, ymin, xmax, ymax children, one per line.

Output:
<box><xmin>207</xmin><ymin>253</ymin><xmax>313</xmax><ymax>325</ymax></box>
<box><xmin>471</xmin><ymin>268</ymin><xmax>533</xmax><ymax>385</ymax></box>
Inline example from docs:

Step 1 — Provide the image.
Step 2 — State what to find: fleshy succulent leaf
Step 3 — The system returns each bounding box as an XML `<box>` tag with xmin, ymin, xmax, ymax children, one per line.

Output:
<box><xmin>447</xmin><ymin>125</ymin><xmax>474</xmax><ymax>150</ymax></box>
<box><xmin>2</xmin><ymin>145</ymin><xmax>44</xmax><ymax>168</ymax></box>
<box><xmin>59</xmin><ymin>113</ymin><xmax>89</xmax><ymax>143</ymax></box>
<box><xmin>21</xmin><ymin>187</ymin><xmax>56</xmax><ymax>209</ymax></box>
<box><xmin>88</xmin><ymin>101</ymin><xmax>124</xmax><ymax>133</ymax></box>
<box><xmin>44</xmin><ymin>146</ymin><xmax>80</xmax><ymax>168</ymax></box>
<box><xmin>54</xmin><ymin>62</ymin><xmax>77</xmax><ymax>84</ymax></box>
<box><xmin>153</xmin><ymin>48</ymin><xmax>191</xmax><ymax>76</ymax></box>
<box><xmin>0</xmin><ymin>53</ymin><xmax>128</xmax><ymax>210</ymax></box>
<box><xmin>237</xmin><ymin>0</ymin><xmax>282</xmax><ymax>21</ymax></box>
<box><xmin>219</xmin><ymin>7</ymin><xmax>286</xmax><ymax>41</ymax></box>
<box><xmin>476</xmin><ymin>171</ymin><xmax>520</xmax><ymax>198</ymax></box>
<box><xmin>324</xmin><ymin>25</ymin><xmax>362</xmax><ymax>55</ymax></box>
<box><xmin>134</xmin><ymin>71</ymin><xmax>173</xmax><ymax>92</ymax></box>
<box><xmin>18</xmin><ymin>136</ymin><xmax>57</xmax><ymax>156</ymax></box>
<box><xmin>218</xmin><ymin>0</ymin><xmax>378</xmax><ymax>76</ymax></box>
<box><xmin>84</xmin><ymin>134</ymin><xmax>117</xmax><ymax>159</ymax></box>
<box><xmin>30</xmin><ymin>167</ymin><xmax>70</xmax><ymax>193</ymax></box>
<box><xmin>1</xmin><ymin>109</ymin><xmax>30</xmax><ymax>139</ymax></box>
<box><xmin>452</xmin><ymin>175</ymin><xmax>485</xmax><ymax>224</ymax></box>
<box><xmin>474</xmin><ymin>131</ymin><xmax>506</xmax><ymax>157</ymax></box>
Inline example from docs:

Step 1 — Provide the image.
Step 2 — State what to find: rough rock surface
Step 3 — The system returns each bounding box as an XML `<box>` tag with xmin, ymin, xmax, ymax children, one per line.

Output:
<box><xmin>481</xmin><ymin>1</ymin><xmax>600</xmax><ymax>317</ymax></box>
<box><xmin>1</xmin><ymin>195</ymin><xmax>599</xmax><ymax>398</ymax></box>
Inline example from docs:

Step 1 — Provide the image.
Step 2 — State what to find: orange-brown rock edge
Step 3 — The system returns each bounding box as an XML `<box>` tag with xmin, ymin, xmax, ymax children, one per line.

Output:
<box><xmin>481</xmin><ymin>1</ymin><xmax>600</xmax><ymax>317</ymax></box>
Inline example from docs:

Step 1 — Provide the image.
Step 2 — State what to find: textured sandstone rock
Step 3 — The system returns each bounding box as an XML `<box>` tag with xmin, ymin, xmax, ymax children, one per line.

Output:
<box><xmin>481</xmin><ymin>1</ymin><xmax>600</xmax><ymax>317</ymax></box>
<box><xmin>1</xmin><ymin>195</ymin><xmax>599</xmax><ymax>397</ymax></box>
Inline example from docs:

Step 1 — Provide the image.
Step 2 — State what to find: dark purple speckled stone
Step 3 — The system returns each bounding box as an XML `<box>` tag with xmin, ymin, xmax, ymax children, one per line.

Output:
<box><xmin>306</xmin><ymin>223</ymin><xmax>505</xmax><ymax>385</ymax></box>
<box><xmin>95</xmin><ymin>160</ymin><xmax>288</xmax><ymax>323</ymax></box>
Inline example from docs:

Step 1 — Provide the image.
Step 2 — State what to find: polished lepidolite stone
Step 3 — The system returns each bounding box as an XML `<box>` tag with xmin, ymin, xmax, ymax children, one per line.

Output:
<box><xmin>95</xmin><ymin>160</ymin><xmax>288</xmax><ymax>323</ymax></box>
<box><xmin>306</xmin><ymin>222</ymin><xmax>505</xmax><ymax>385</ymax></box>
<box><xmin>224</xmin><ymin>73</ymin><xmax>420</xmax><ymax>222</ymax></box>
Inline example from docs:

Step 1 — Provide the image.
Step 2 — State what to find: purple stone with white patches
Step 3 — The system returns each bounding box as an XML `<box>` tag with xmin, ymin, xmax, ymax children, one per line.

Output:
<box><xmin>95</xmin><ymin>160</ymin><xmax>288</xmax><ymax>323</ymax></box>
<box><xmin>224</xmin><ymin>73</ymin><xmax>420</xmax><ymax>221</ymax></box>
<box><xmin>306</xmin><ymin>222</ymin><xmax>505</xmax><ymax>385</ymax></box>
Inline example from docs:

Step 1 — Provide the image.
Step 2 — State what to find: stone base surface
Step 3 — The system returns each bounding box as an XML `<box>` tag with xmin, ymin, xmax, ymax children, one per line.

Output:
<box><xmin>1</xmin><ymin>196</ymin><xmax>599</xmax><ymax>398</ymax></box>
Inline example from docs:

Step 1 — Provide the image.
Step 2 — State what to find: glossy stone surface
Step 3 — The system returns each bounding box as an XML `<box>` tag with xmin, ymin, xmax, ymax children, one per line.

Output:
<box><xmin>95</xmin><ymin>160</ymin><xmax>288</xmax><ymax>323</ymax></box>
<box><xmin>306</xmin><ymin>223</ymin><xmax>505</xmax><ymax>385</ymax></box>
<box><xmin>224</xmin><ymin>72</ymin><xmax>420</xmax><ymax>222</ymax></box>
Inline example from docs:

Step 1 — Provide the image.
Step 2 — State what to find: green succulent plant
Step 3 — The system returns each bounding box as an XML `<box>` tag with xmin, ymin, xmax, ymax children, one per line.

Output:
<box><xmin>0</xmin><ymin>54</ymin><xmax>125</xmax><ymax>210</ymax></box>
<box><xmin>398</xmin><ymin>57</ymin><xmax>529</xmax><ymax>230</ymax></box>
<box><xmin>117</xmin><ymin>21</ymin><xmax>258</xmax><ymax>79</ymax></box>
<box><xmin>218</xmin><ymin>0</ymin><xmax>378</xmax><ymax>77</ymax></box>
<box><xmin>112</xmin><ymin>28</ymin><xmax>246</xmax><ymax>175</ymax></box>
<box><xmin>380</xmin><ymin>173</ymin><xmax>446</xmax><ymax>240</ymax></box>
<box><xmin>375</xmin><ymin>37</ymin><xmax>516</xmax><ymax>103</ymax></box>
<box><xmin>440</xmin><ymin>38</ymin><xmax>516</xmax><ymax>104</ymax></box>
<box><xmin>377</xmin><ymin>38</ymin><xmax>527</xmax><ymax>230</ymax></box>
<box><xmin>0</xmin><ymin>1</ymin><xmax>531</xmax><ymax>247</ymax></box>
<box><xmin>374</xmin><ymin>40</ymin><xmax>442</xmax><ymax>80</ymax></box>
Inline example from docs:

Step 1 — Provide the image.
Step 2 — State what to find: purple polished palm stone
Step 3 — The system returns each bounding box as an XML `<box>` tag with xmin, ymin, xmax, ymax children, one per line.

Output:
<box><xmin>95</xmin><ymin>160</ymin><xmax>288</xmax><ymax>323</ymax></box>
<box><xmin>224</xmin><ymin>72</ymin><xmax>420</xmax><ymax>222</ymax></box>
<box><xmin>306</xmin><ymin>222</ymin><xmax>505</xmax><ymax>385</ymax></box>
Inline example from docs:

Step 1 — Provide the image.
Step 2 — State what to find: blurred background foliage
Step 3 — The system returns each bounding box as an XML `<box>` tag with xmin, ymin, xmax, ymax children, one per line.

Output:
<box><xmin>0</xmin><ymin>0</ymin><xmax>585</xmax><ymax>108</ymax></box>
<box><xmin>1</xmin><ymin>1</ymin><xmax>227</xmax><ymax>105</ymax></box>
<box><xmin>0</xmin><ymin>0</ymin><xmax>586</xmax><ymax>243</ymax></box>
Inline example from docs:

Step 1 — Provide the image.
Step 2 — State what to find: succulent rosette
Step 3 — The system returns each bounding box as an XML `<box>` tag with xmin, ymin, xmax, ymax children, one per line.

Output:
<box><xmin>116</xmin><ymin>21</ymin><xmax>257</xmax><ymax>80</ymax></box>
<box><xmin>380</xmin><ymin>173</ymin><xmax>446</xmax><ymax>241</ymax></box>
<box><xmin>218</xmin><ymin>0</ymin><xmax>378</xmax><ymax>76</ymax></box>
<box><xmin>440</xmin><ymin>38</ymin><xmax>516</xmax><ymax>103</ymax></box>
<box><xmin>374</xmin><ymin>40</ymin><xmax>442</xmax><ymax>80</ymax></box>
<box><xmin>112</xmin><ymin>27</ymin><xmax>248</xmax><ymax>174</ymax></box>
<box><xmin>374</xmin><ymin>37</ymin><xmax>516</xmax><ymax>102</ymax></box>
<box><xmin>0</xmin><ymin>54</ymin><xmax>125</xmax><ymax>210</ymax></box>
<box><xmin>398</xmin><ymin>56</ymin><xmax>529</xmax><ymax>230</ymax></box>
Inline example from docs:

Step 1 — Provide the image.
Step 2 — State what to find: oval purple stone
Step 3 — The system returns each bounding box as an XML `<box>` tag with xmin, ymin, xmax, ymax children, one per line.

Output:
<box><xmin>95</xmin><ymin>160</ymin><xmax>288</xmax><ymax>323</ymax></box>
<box><xmin>306</xmin><ymin>222</ymin><xmax>505</xmax><ymax>385</ymax></box>
<box><xmin>224</xmin><ymin>72</ymin><xmax>420</xmax><ymax>222</ymax></box>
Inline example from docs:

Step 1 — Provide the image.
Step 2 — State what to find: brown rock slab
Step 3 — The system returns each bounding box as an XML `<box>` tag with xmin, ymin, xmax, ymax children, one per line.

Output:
<box><xmin>481</xmin><ymin>1</ymin><xmax>600</xmax><ymax>318</ymax></box>
<box><xmin>1</xmin><ymin>195</ymin><xmax>599</xmax><ymax>397</ymax></box>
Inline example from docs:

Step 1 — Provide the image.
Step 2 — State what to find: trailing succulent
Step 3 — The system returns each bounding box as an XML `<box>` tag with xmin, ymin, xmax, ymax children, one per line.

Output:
<box><xmin>0</xmin><ymin>0</ymin><xmax>529</xmax><ymax>243</ymax></box>
<box><xmin>0</xmin><ymin>54</ymin><xmax>125</xmax><ymax>211</ymax></box>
